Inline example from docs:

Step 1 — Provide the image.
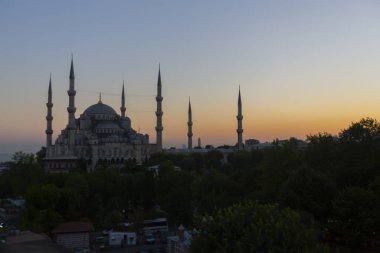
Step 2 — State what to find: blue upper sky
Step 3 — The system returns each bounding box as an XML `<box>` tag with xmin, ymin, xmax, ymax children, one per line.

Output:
<box><xmin>1</xmin><ymin>0</ymin><xmax>380</xmax><ymax>156</ymax></box>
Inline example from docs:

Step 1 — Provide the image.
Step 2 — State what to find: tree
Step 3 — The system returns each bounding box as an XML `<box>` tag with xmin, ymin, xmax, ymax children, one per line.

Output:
<box><xmin>335</xmin><ymin>118</ymin><xmax>380</xmax><ymax>188</ymax></box>
<box><xmin>23</xmin><ymin>184</ymin><xmax>64</xmax><ymax>232</ymax></box>
<box><xmin>156</xmin><ymin>170</ymin><xmax>194</xmax><ymax>226</ymax></box>
<box><xmin>191</xmin><ymin>201</ymin><xmax>330</xmax><ymax>253</ymax></box>
<box><xmin>36</xmin><ymin>147</ymin><xmax>46</xmax><ymax>167</ymax></box>
<box><xmin>193</xmin><ymin>170</ymin><xmax>242</xmax><ymax>214</ymax></box>
<box><xmin>331</xmin><ymin>187</ymin><xmax>380</xmax><ymax>248</ymax></box>
<box><xmin>227</xmin><ymin>150</ymin><xmax>251</xmax><ymax>170</ymax></box>
<box><xmin>11</xmin><ymin>151</ymin><xmax>35</xmax><ymax>165</ymax></box>
<box><xmin>180</xmin><ymin>156</ymin><xmax>196</xmax><ymax>171</ymax></box>
<box><xmin>339</xmin><ymin>118</ymin><xmax>380</xmax><ymax>143</ymax></box>
<box><xmin>305</xmin><ymin>132</ymin><xmax>337</xmax><ymax>174</ymax></box>
<box><xmin>142</xmin><ymin>170</ymin><xmax>155</xmax><ymax>210</ymax></box>
<box><xmin>258</xmin><ymin>143</ymin><xmax>300</xmax><ymax>201</ymax></box>
<box><xmin>204</xmin><ymin>150</ymin><xmax>223</xmax><ymax>169</ymax></box>
<box><xmin>278</xmin><ymin>166</ymin><xmax>336</xmax><ymax>221</ymax></box>
<box><xmin>0</xmin><ymin>157</ymin><xmax>44</xmax><ymax>197</ymax></box>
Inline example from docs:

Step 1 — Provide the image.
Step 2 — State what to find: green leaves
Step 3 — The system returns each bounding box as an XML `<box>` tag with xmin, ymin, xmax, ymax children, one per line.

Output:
<box><xmin>331</xmin><ymin>187</ymin><xmax>380</xmax><ymax>248</ymax></box>
<box><xmin>191</xmin><ymin>201</ymin><xmax>329</xmax><ymax>253</ymax></box>
<box><xmin>278</xmin><ymin>167</ymin><xmax>337</xmax><ymax>220</ymax></box>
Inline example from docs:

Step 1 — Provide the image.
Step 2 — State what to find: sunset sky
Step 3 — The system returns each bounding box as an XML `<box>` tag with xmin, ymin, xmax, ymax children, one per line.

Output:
<box><xmin>1</xmin><ymin>0</ymin><xmax>380</xmax><ymax>155</ymax></box>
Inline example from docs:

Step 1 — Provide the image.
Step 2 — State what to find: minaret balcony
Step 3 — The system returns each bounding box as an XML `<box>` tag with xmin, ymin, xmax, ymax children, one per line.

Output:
<box><xmin>67</xmin><ymin>90</ymin><xmax>77</xmax><ymax>96</ymax></box>
<box><xmin>67</xmin><ymin>107</ymin><xmax>76</xmax><ymax>113</ymax></box>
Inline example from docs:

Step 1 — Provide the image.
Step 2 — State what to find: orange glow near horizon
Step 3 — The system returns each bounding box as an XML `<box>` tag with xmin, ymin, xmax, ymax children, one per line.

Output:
<box><xmin>3</xmin><ymin>104</ymin><xmax>377</xmax><ymax>149</ymax></box>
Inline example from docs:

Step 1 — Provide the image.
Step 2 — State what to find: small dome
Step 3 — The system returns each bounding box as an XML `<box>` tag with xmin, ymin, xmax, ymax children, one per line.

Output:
<box><xmin>83</xmin><ymin>102</ymin><xmax>117</xmax><ymax>116</ymax></box>
<box><xmin>95</xmin><ymin>121</ymin><xmax>121</xmax><ymax>129</ymax></box>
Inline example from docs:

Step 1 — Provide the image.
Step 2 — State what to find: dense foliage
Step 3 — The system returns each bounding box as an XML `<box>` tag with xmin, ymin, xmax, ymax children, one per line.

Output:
<box><xmin>191</xmin><ymin>201</ymin><xmax>330</xmax><ymax>253</ymax></box>
<box><xmin>2</xmin><ymin>117</ymin><xmax>380</xmax><ymax>251</ymax></box>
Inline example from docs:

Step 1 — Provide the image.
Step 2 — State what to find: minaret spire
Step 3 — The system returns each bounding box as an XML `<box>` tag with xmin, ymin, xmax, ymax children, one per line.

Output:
<box><xmin>46</xmin><ymin>74</ymin><xmax>53</xmax><ymax>147</ymax></box>
<box><xmin>187</xmin><ymin>97</ymin><xmax>193</xmax><ymax>149</ymax></box>
<box><xmin>237</xmin><ymin>85</ymin><xmax>243</xmax><ymax>149</ymax></box>
<box><xmin>67</xmin><ymin>55</ymin><xmax>76</xmax><ymax>130</ymax></box>
<box><xmin>67</xmin><ymin>55</ymin><xmax>77</xmax><ymax>151</ymax></box>
<box><xmin>155</xmin><ymin>64</ymin><xmax>163</xmax><ymax>151</ymax></box>
<box><xmin>70</xmin><ymin>54</ymin><xmax>75</xmax><ymax>79</ymax></box>
<box><xmin>120</xmin><ymin>81</ymin><xmax>126</xmax><ymax>117</ymax></box>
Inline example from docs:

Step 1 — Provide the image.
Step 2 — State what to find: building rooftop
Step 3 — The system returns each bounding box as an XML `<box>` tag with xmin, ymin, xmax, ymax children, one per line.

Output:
<box><xmin>83</xmin><ymin>102</ymin><xmax>117</xmax><ymax>116</ymax></box>
<box><xmin>52</xmin><ymin>222</ymin><xmax>94</xmax><ymax>234</ymax></box>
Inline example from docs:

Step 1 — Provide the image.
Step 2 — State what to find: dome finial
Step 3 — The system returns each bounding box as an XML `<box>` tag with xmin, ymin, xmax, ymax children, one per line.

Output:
<box><xmin>98</xmin><ymin>92</ymin><xmax>102</xmax><ymax>104</ymax></box>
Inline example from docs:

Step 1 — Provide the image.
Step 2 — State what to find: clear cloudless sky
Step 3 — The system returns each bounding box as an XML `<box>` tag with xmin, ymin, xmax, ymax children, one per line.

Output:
<box><xmin>1</xmin><ymin>0</ymin><xmax>380</xmax><ymax>155</ymax></box>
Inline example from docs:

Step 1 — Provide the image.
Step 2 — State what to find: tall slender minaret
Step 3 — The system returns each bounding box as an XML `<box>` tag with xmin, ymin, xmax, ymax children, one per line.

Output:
<box><xmin>187</xmin><ymin>97</ymin><xmax>193</xmax><ymax>149</ymax></box>
<box><xmin>155</xmin><ymin>65</ymin><xmax>163</xmax><ymax>151</ymax></box>
<box><xmin>120</xmin><ymin>81</ymin><xmax>126</xmax><ymax>117</ymax></box>
<box><xmin>46</xmin><ymin>74</ymin><xmax>53</xmax><ymax>147</ymax></box>
<box><xmin>237</xmin><ymin>86</ymin><xmax>243</xmax><ymax>149</ymax></box>
<box><xmin>67</xmin><ymin>55</ymin><xmax>76</xmax><ymax>129</ymax></box>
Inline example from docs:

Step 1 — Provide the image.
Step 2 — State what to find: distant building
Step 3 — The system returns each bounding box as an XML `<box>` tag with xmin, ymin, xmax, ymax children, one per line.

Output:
<box><xmin>148</xmin><ymin>165</ymin><xmax>181</xmax><ymax>177</ymax></box>
<box><xmin>0</xmin><ymin>163</ymin><xmax>8</xmax><ymax>174</ymax></box>
<box><xmin>108</xmin><ymin>229</ymin><xmax>137</xmax><ymax>247</ymax></box>
<box><xmin>245</xmin><ymin>138</ymin><xmax>308</xmax><ymax>150</ymax></box>
<box><xmin>52</xmin><ymin>222</ymin><xmax>94</xmax><ymax>250</ymax></box>
<box><xmin>278</xmin><ymin>138</ymin><xmax>308</xmax><ymax>149</ymax></box>
<box><xmin>44</xmin><ymin>58</ymin><xmax>164</xmax><ymax>172</ymax></box>
<box><xmin>167</xmin><ymin>225</ymin><xmax>191</xmax><ymax>253</ymax></box>
<box><xmin>1</xmin><ymin>197</ymin><xmax>25</xmax><ymax>214</ymax></box>
<box><xmin>245</xmin><ymin>139</ymin><xmax>260</xmax><ymax>146</ymax></box>
<box><xmin>5</xmin><ymin>231</ymin><xmax>54</xmax><ymax>250</ymax></box>
<box><xmin>43</xmin><ymin>57</ymin><xmax>256</xmax><ymax>172</ymax></box>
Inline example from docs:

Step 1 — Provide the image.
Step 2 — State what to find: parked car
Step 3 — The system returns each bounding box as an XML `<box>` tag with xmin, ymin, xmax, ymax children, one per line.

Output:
<box><xmin>144</xmin><ymin>233</ymin><xmax>156</xmax><ymax>244</ymax></box>
<box><xmin>152</xmin><ymin>248</ymin><xmax>166</xmax><ymax>253</ymax></box>
<box><xmin>95</xmin><ymin>236</ymin><xmax>106</xmax><ymax>249</ymax></box>
<box><xmin>73</xmin><ymin>247</ymin><xmax>90</xmax><ymax>253</ymax></box>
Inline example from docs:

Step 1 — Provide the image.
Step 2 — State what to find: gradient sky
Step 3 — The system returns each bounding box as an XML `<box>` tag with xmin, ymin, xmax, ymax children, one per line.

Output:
<box><xmin>1</xmin><ymin>0</ymin><xmax>380</xmax><ymax>155</ymax></box>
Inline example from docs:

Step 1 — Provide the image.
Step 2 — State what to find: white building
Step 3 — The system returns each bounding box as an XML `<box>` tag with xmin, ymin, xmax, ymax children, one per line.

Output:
<box><xmin>167</xmin><ymin>225</ymin><xmax>192</xmax><ymax>253</ymax></box>
<box><xmin>52</xmin><ymin>222</ymin><xmax>94</xmax><ymax>250</ymax></box>
<box><xmin>108</xmin><ymin>230</ymin><xmax>137</xmax><ymax>246</ymax></box>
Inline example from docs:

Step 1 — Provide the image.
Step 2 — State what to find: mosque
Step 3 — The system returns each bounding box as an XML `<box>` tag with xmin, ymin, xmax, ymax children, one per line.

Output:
<box><xmin>44</xmin><ymin>58</ymin><xmax>243</xmax><ymax>173</ymax></box>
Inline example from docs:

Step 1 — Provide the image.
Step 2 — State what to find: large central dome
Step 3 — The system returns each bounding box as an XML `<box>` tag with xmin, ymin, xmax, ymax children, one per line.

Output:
<box><xmin>83</xmin><ymin>102</ymin><xmax>117</xmax><ymax>116</ymax></box>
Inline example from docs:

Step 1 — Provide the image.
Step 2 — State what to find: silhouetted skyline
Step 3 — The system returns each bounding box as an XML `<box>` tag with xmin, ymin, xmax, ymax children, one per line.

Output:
<box><xmin>1</xmin><ymin>0</ymin><xmax>380</xmax><ymax>155</ymax></box>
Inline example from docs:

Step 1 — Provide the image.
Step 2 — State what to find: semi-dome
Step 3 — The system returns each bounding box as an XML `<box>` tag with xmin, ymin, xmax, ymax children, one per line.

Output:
<box><xmin>83</xmin><ymin>102</ymin><xmax>117</xmax><ymax>116</ymax></box>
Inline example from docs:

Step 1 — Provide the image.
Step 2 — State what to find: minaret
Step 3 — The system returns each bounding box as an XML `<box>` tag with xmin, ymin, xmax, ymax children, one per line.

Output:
<box><xmin>46</xmin><ymin>74</ymin><xmax>53</xmax><ymax>147</ymax></box>
<box><xmin>187</xmin><ymin>97</ymin><xmax>193</xmax><ymax>149</ymax></box>
<box><xmin>237</xmin><ymin>86</ymin><xmax>243</xmax><ymax>149</ymax></box>
<box><xmin>155</xmin><ymin>65</ymin><xmax>163</xmax><ymax>151</ymax></box>
<box><xmin>67</xmin><ymin>55</ymin><xmax>76</xmax><ymax>129</ymax></box>
<box><xmin>120</xmin><ymin>81</ymin><xmax>126</xmax><ymax>117</ymax></box>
